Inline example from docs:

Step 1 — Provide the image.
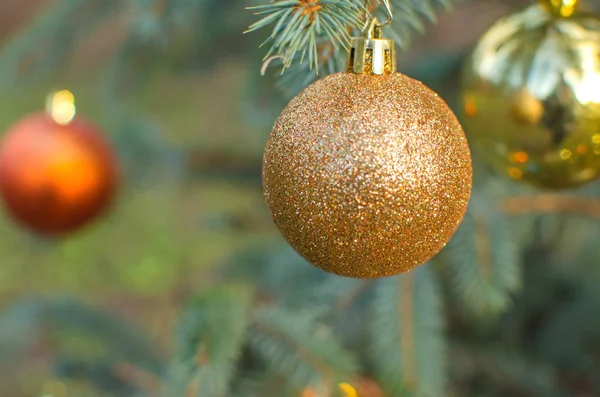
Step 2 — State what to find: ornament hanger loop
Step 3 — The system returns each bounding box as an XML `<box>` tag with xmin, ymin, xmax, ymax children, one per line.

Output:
<box><xmin>347</xmin><ymin>16</ymin><xmax>396</xmax><ymax>75</ymax></box>
<box><xmin>376</xmin><ymin>0</ymin><xmax>393</xmax><ymax>27</ymax></box>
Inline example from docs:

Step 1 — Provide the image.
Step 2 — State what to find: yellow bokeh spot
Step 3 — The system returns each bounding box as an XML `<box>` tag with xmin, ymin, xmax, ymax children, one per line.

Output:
<box><xmin>594</xmin><ymin>146</ymin><xmax>600</xmax><ymax>155</ymax></box>
<box><xmin>561</xmin><ymin>0</ymin><xmax>578</xmax><ymax>16</ymax></box>
<box><xmin>339</xmin><ymin>383</ymin><xmax>358</xmax><ymax>397</ymax></box>
<box><xmin>509</xmin><ymin>151</ymin><xmax>529</xmax><ymax>164</ymax></box>
<box><xmin>560</xmin><ymin>149</ymin><xmax>572</xmax><ymax>160</ymax></box>
<box><xmin>47</xmin><ymin>90</ymin><xmax>76</xmax><ymax>125</ymax></box>
<box><xmin>541</xmin><ymin>0</ymin><xmax>578</xmax><ymax>17</ymax></box>
<box><xmin>592</xmin><ymin>133</ymin><xmax>600</xmax><ymax>144</ymax></box>
<box><xmin>508</xmin><ymin>167</ymin><xmax>523</xmax><ymax>179</ymax></box>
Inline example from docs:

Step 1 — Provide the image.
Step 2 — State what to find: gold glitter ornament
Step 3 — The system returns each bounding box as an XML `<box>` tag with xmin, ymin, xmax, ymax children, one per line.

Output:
<box><xmin>462</xmin><ymin>0</ymin><xmax>600</xmax><ymax>189</ymax></box>
<box><xmin>262</xmin><ymin>18</ymin><xmax>472</xmax><ymax>278</ymax></box>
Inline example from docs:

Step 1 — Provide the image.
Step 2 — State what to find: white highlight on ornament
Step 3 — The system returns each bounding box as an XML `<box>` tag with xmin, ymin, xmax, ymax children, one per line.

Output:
<box><xmin>47</xmin><ymin>90</ymin><xmax>76</xmax><ymax>125</ymax></box>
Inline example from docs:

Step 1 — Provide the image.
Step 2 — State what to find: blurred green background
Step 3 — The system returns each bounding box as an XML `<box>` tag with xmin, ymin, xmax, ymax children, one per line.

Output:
<box><xmin>2</xmin><ymin>1</ymin><xmax>600</xmax><ymax>397</ymax></box>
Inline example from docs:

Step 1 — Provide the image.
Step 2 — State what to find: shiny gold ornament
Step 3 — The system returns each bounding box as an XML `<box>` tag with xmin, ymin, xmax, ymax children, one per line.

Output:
<box><xmin>262</xmin><ymin>19</ymin><xmax>472</xmax><ymax>278</ymax></box>
<box><xmin>540</xmin><ymin>0</ymin><xmax>578</xmax><ymax>17</ymax></box>
<box><xmin>462</xmin><ymin>0</ymin><xmax>600</xmax><ymax>189</ymax></box>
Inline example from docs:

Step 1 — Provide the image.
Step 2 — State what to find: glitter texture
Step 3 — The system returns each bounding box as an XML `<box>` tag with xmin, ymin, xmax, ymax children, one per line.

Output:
<box><xmin>263</xmin><ymin>72</ymin><xmax>472</xmax><ymax>278</ymax></box>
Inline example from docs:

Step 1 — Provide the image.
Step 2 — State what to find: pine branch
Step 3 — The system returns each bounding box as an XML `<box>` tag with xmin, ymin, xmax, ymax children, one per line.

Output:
<box><xmin>503</xmin><ymin>194</ymin><xmax>600</xmax><ymax>219</ymax></box>
<box><xmin>306</xmin><ymin>275</ymin><xmax>376</xmax><ymax>353</ymax></box>
<box><xmin>370</xmin><ymin>266</ymin><xmax>446</xmax><ymax>397</ymax></box>
<box><xmin>230</xmin><ymin>370</ymin><xmax>302</xmax><ymax>397</ymax></box>
<box><xmin>0</xmin><ymin>299</ymin><xmax>165</xmax><ymax>395</ymax></box>
<box><xmin>304</xmin><ymin>267</ymin><xmax>373</xmax><ymax>312</ymax></box>
<box><xmin>0</xmin><ymin>298</ymin><xmax>165</xmax><ymax>395</ymax></box>
<box><xmin>449</xmin><ymin>342</ymin><xmax>559</xmax><ymax>397</ymax></box>
<box><xmin>245</xmin><ymin>0</ymin><xmax>366</xmax><ymax>72</ymax></box>
<box><xmin>166</xmin><ymin>286</ymin><xmax>253</xmax><ymax>397</ymax></box>
<box><xmin>248</xmin><ymin>306</ymin><xmax>359</xmax><ymax>393</ymax></box>
<box><xmin>444</xmin><ymin>195</ymin><xmax>523</xmax><ymax>319</ymax></box>
<box><xmin>225</xmin><ymin>245</ymin><xmax>331</xmax><ymax>311</ymax></box>
<box><xmin>53</xmin><ymin>358</ymin><xmax>147</xmax><ymax>396</ymax></box>
<box><xmin>0</xmin><ymin>0</ymin><xmax>121</xmax><ymax>88</ymax></box>
<box><xmin>104</xmin><ymin>106</ymin><xmax>183</xmax><ymax>184</ymax></box>
<box><xmin>0</xmin><ymin>300</ymin><xmax>44</xmax><ymax>362</ymax></box>
<box><xmin>268</xmin><ymin>37</ymin><xmax>346</xmax><ymax>98</ymax></box>
<box><xmin>44</xmin><ymin>299</ymin><xmax>164</xmax><ymax>373</ymax></box>
<box><xmin>247</xmin><ymin>0</ymin><xmax>458</xmax><ymax>92</ymax></box>
<box><xmin>536</xmin><ymin>291</ymin><xmax>600</xmax><ymax>392</ymax></box>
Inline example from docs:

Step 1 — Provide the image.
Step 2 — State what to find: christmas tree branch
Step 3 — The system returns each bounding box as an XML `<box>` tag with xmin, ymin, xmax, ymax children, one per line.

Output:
<box><xmin>45</xmin><ymin>300</ymin><xmax>165</xmax><ymax>380</ymax></box>
<box><xmin>0</xmin><ymin>0</ymin><xmax>120</xmax><ymax>88</ymax></box>
<box><xmin>245</xmin><ymin>0</ymin><xmax>366</xmax><ymax>72</ymax></box>
<box><xmin>246</xmin><ymin>0</ymin><xmax>458</xmax><ymax>94</ymax></box>
<box><xmin>166</xmin><ymin>286</ymin><xmax>252</xmax><ymax>397</ymax></box>
<box><xmin>502</xmin><ymin>195</ymin><xmax>600</xmax><ymax>219</ymax></box>
<box><xmin>370</xmin><ymin>267</ymin><xmax>446</xmax><ymax>397</ymax></box>
<box><xmin>332</xmin><ymin>280</ymin><xmax>376</xmax><ymax>312</ymax></box>
<box><xmin>231</xmin><ymin>371</ymin><xmax>300</xmax><ymax>397</ymax></box>
<box><xmin>0</xmin><ymin>300</ymin><xmax>43</xmax><ymax>363</ymax></box>
<box><xmin>248</xmin><ymin>306</ymin><xmax>359</xmax><ymax>392</ymax></box>
<box><xmin>0</xmin><ymin>299</ymin><xmax>165</xmax><ymax>394</ymax></box>
<box><xmin>449</xmin><ymin>342</ymin><xmax>559</xmax><ymax>395</ymax></box>
<box><xmin>113</xmin><ymin>361</ymin><xmax>163</xmax><ymax>396</ymax></box>
<box><xmin>444</xmin><ymin>196</ymin><xmax>522</xmax><ymax>318</ymax></box>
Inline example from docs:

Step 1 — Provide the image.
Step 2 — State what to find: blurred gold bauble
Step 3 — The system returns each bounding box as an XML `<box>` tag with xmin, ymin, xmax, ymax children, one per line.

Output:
<box><xmin>462</xmin><ymin>0</ymin><xmax>600</xmax><ymax>189</ymax></box>
<box><xmin>262</xmin><ymin>19</ymin><xmax>472</xmax><ymax>278</ymax></box>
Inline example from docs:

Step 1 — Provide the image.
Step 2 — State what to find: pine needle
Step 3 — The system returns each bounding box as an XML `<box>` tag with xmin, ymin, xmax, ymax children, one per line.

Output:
<box><xmin>245</xmin><ymin>0</ymin><xmax>365</xmax><ymax>72</ymax></box>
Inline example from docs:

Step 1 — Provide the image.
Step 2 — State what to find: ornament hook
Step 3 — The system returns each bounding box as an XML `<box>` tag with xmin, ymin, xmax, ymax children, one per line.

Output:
<box><xmin>377</xmin><ymin>0</ymin><xmax>394</xmax><ymax>27</ymax></box>
<box><xmin>346</xmin><ymin>17</ymin><xmax>396</xmax><ymax>75</ymax></box>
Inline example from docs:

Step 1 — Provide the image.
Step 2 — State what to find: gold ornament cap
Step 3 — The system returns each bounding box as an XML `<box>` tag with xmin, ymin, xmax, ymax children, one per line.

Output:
<box><xmin>45</xmin><ymin>90</ymin><xmax>77</xmax><ymax>126</ymax></box>
<box><xmin>346</xmin><ymin>18</ymin><xmax>396</xmax><ymax>75</ymax></box>
<box><xmin>539</xmin><ymin>0</ymin><xmax>579</xmax><ymax>17</ymax></box>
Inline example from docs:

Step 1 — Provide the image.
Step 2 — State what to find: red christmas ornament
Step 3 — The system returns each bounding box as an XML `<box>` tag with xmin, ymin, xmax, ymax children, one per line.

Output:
<box><xmin>0</xmin><ymin>91</ymin><xmax>118</xmax><ymax>235</ymax></box>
